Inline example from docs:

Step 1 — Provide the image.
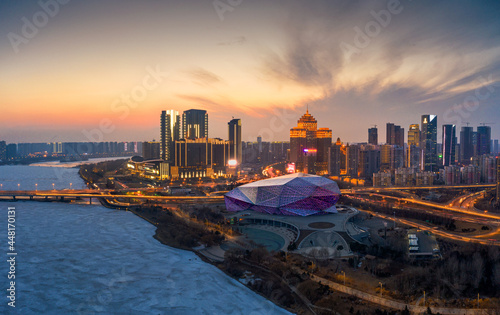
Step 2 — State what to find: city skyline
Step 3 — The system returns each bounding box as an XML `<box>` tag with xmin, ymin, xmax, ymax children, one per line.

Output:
<box><xmin>1</xmin><ymin>0</ymin><xmax>500</xmax><ymax>143</ymax></box>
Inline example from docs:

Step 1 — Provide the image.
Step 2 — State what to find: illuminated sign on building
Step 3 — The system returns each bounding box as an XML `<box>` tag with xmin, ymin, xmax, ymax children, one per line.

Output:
<box><xmin>303</xmin><ymin>148</ymin><xmax>317</xmax><ymax>153</ymax></box>
<box><xmin>228</xmin><ymin>159</ymin><xmax>238</xmax><ymax>167</ymax></box>
<box><xmin>287</xmin><ymin>163</ymin><xmax>295</xmax><ymax>173</ymax></box>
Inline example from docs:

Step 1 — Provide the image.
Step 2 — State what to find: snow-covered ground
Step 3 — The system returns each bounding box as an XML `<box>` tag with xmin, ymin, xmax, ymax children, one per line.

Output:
<box><xmin>0</xmin><ymin>166</ymin><xmax>291</xmax><ymax>314</ymax></box>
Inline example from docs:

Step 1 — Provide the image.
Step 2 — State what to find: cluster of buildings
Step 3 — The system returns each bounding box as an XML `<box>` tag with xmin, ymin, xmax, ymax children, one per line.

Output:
<box><xmin>0</xmin><ymin>141</ymin><xmax>139</xmax><ymax>162</ymax></box>
<box><xmin>133</xmin><ymin>109</ymin><xmax>242</xmax><ymax>181</ymax></box>
<box><xmin>285</xmin><ymin>110</ymin><xmax>499</xmax><ymax>189</ymax></box>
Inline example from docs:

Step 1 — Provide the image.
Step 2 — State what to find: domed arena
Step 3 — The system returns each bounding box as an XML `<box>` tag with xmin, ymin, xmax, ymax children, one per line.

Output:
<box><xmin>224</xmin><ymin>173</ymin><xmax>341</xmax><ymax>216</ymax></box>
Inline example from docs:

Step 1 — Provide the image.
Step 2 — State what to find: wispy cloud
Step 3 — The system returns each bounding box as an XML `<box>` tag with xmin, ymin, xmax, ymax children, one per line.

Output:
<box><xmin>217</xmin><ymin>36</ymin><xmax>246</xmax><ymax>46</ymax></box>
<box><xmin>184</xmin><ymin>67</ymin><xmax>224</xmax><ymax>86</ymax></box>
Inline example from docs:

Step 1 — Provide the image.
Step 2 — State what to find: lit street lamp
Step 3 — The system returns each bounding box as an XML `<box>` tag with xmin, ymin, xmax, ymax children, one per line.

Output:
<box><xmin>52</xmin><ymin>183</ymin><xmax>55</xmax><ymax>190</ymax></box>
<box><xmin>70</xmin><ymin>183</ymin><xmax>72</xmax><ymax>189</ymax></box>
<box><xmin>17</xmin><ymin>183</ymin><xmax>20</xmax><ymax>190</ymax></box>
<box><xmin>35</xmin><ymin>183</ymin><xmax>38</xmax><ymax>191</ymax></box>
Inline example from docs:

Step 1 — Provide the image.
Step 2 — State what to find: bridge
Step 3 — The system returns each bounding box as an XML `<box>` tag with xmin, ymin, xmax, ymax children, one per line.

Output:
<box><xmin>0</xmin><ymin>189</ymin><xmax>225</xmax><ymax>206</ymax></box>
<box><xmin>348</xmin><ymin>183</ymin><xmax>495</xmax><ymax>192</ymax></box>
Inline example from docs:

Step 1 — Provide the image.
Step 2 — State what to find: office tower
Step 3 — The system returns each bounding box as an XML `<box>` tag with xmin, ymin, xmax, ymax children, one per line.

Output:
<box><xmin>0</xmin><ymin>141</ymin><xmax>6</xmax><ymax>161</ymax></box>
<box><xmin>460</xmin><ymin>126</ymin><xmax>474</xmax><ymax>163</ymax></box>
<box><xmin>182</xmin><ymin>109</ymin><xmax>208</xmax><ymax>140</ymax></box>
<box><xmin>315</xmin><ymin>128</ymin><xmax>332</xmax><ymax>175</ymax></box>
<box><xmin>173</xmin><ymin>138</ymin><xmax>230</xmax><ymax>178</ymax></box>
<box><xmin>442</xmin><ymin>125</ymin><xmax>456</xmax><ymax>166</ymax></box>
<box><xmin>407</xmin><ymin>124</ymin><xmax>420</xmax><ymax>169</ymax></box>
<box><xmin>386</xmin><ymin>123</ymin><xmax>404</xmax><ymax>147</ymax></box>
<box><xmin>329</xmin><ymin>139</ymin><xmax>342</xmax><ymax>176</ymax></box>
<box><xmin>228</xmin><ymin>118</ymin><xmax>242</xmax><ymax>165</ymax></box>
<box><xmin>142</xmin><ymin>141</ymin><xmax>160</xmax><ymax>160</ymax></box>
<box><xmin>289</xmin><ymin>109</ymin><xmax>331</xmax><ymax>174</ymax></box>
<box><xmin>408</xmin><ymin>124</ymin><xmax>420</xmax><ymax>147</ymax></box>
<box><xmin>472</xmin><ymin>131</ymin><xmax>478</xmax><ymax>156</ymax></box>
<box><xmin>494</xmin><ymin>139</ymin><xmax>499</xmax><ymax>155</ymax></box>
<box><xmin>477</xmin><ymin>126</ymin><xmax>491</xmax><ymax>156</ymax></box>
<box><xmin>368</xmin><ymin>127</ymin><xmax>378</xmax><ymax>145</ymax></box>
<box><xmin>421</xmin><ymin>115</ymin><xmax>437</xmax><ymax>172</ymax></box>
<box><xmin>346</xmin><ymin>144</ymin><xmax>360</xmax><ymax>177</ymax></box>
<box><xmin>160</xmin><ymin>110</ymin><xmax>180</xmax><ymax>161</ymax></box>
<box><xmin>359</xmin><ymin>146</ymin><xmax>381</xmax><ymax>179</ymax></box>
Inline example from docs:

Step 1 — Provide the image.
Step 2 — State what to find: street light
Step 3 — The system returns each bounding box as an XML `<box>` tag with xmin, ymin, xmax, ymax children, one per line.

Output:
<box><xmin>341</xmin><ymin>271</ymin><xmax>346</xmax><ymax>286</ymax></box>
<box><xmin>52</xmin><ymin>183</ymin><xmax>55</xmax><ymax>190</ymax></box>
<box><xmin>35</xmin><ymin>183</ymin><xmax>38</xmax><ymax>191</ymax></box>
<box><xmin>17</xmin><ymin>183</ymin><xmax>20</xmax><ymax>190</ymax></box>
<box><xmin>70</xmin><ymin>183</ymin><xmax>72</xmax><ymax>189</ymax></box>
<box><xmin>379</xmin><ymin>282</ymin><xmax>383</xmax><ymax>296</ymax></box>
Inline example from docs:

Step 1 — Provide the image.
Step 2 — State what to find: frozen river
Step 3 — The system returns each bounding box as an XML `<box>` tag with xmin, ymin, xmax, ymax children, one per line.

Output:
<box><xmin>0</xmin><ymin>164</ymin><xmax>291</xmax><ymax>314</ymax></box>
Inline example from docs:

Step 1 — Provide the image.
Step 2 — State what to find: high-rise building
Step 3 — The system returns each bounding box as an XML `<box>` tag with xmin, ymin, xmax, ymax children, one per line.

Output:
<box><xmin>408</xmin><ymin>124</ymin><xmax>420</xmax><ymax>147</ymax></box>
<box><xmin>442</xmin><ymin>125</ymin><xmax>456</xmax><ymax>166</ymax></box>
<box><xmin>421</xmin><ymin>115</ymin><xmax>437</xmax><ymax>172</ymax></box>
<box><xmin>359</xmin><ymin>146</ymin><xmax>381</xmax><ymax>179</ymax></box>
<box><xmin>289</xmin><ymin>109</ymin><xmax>331</xmax><ymax>174</ymax></box>
<box><xmin>386</xmin><ymin>123</ymin><xmax>404</xmax><ymax>147</ymax></box>
<box><xmin>380</xmin><ymin>144</ymin><xmax>404</xmax><ymax>171</ymax></box>
<box><xmin>142</xmin><ymin>141</ymin><xmax>161</xmax><ymax>160</ymax></box>
<box><xmin>329</xmin><ymin>139</ymin><xmax>342</xmax><ymax>176</ymax></box>
<box><xmin>460</xmin><ymin>126</ymin><xmax>474</xmax><ymax>164</ymax></box>
<box><xmin>407</xmin><ymin>124</ymin><xmax>420</xmax><ymax>169</ymax></box>
<box><xmin>368</xmin><ymin>127</ymin><xmax>378</xmax><ymax>145</ymax></box>
<box><xmin>346</xmin><ymin>144</ymin><xmax>360</xmax><ymax>177</ymax></box>
<box><xmin>228</xmin><ymin>118</ymin><xmax>242</xmax><ymax>165</ymax></box>
<box><xmin>477</xmin><ymin>126</ymin><xmax>491</xmax><ymax>156</ymax></box>
<box><xmin>182</xmin><ymin>109</ymin><xmax>208</xmax><ymax>140</ymax></box>
<box><xmin>172</xmin><ymin>138</ymin><xmax>230</xmax><ymax>179</ymax></box>
<box><xmin>160</xmin><ymin>110</ymin><xmax>180</xmax><ymax>161</ymax></box>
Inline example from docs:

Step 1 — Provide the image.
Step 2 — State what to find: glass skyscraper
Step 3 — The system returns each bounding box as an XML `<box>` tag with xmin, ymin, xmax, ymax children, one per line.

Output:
<box><xmin>421</xmin><ymin>115</ymin><xmax>437</xmax><ymax>172</ymax></box>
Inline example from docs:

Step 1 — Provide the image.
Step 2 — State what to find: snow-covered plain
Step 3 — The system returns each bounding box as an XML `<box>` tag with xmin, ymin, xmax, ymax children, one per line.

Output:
<box><xmin>0</xmin><ymin>166</ymin><xmax>291</xmax><ymax>314</ymax></box>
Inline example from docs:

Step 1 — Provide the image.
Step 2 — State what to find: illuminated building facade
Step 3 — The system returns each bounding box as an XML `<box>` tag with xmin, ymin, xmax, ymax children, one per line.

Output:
<box><xmin>172</xmin><ymin>138</ymin><xmax>230</xmax><ymax>179</ymax></box>
<box><xmin>289</xmin><ymin>109</ymin><xmax>332</xmax><ymax>174</ymax></box>
<box><xmin>224</xmin><ymin>173</ymin><xmax>341</xmax><ymax>216</ymax></box>
<box><xmin>182</xmin><ymin>109</ymin><xmax>208</xmax><ymax>140</ymax></box>
<box><xmin>328</xmin><ymin>138</ymin><xmax>343</xmax><ymax>176</ymax></box>
<box><xmin>228</xmin><ymin>118</ymin><xmax>242</xmax><ymax>165</ymax></box>
<box><xmin>407</xmin><ymin>124</ymin><xmax>421</xmax><ymax>169</ymax></box>
<box><xmin>421</xmin><ymin>115</ymin><xmax>438</xmax><ymax>172</ymax></box>
<box><xmin>160</xmin><ymin>110</ymin><xmax>180</xmax><ymax>162</ymax></box>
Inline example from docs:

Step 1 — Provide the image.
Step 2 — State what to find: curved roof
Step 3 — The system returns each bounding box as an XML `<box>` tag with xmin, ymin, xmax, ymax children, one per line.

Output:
<box><xmin>225</xmin><ymin>173</ymin><xmax>341</xmax><ymax>216</ymax></box>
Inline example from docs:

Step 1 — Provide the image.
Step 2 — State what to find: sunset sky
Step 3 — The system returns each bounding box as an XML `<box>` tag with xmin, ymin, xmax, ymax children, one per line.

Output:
<box><xmin>1</xmin><ymin>0</ymin><xmax>500</xmax><ymax>144</ymax></box>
